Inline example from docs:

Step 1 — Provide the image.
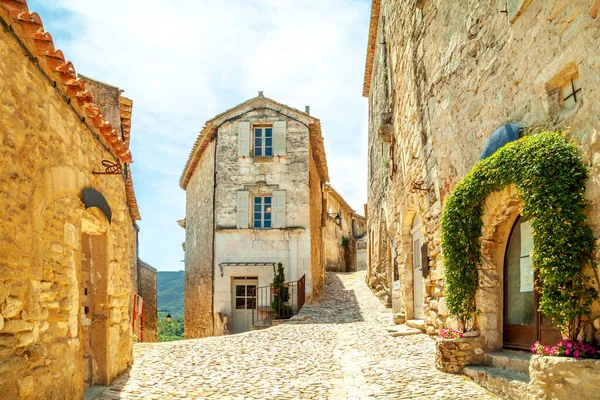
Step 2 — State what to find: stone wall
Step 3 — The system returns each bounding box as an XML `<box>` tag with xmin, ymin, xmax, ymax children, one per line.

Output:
<box><xmin>0</xmin><ymin>12</ymin><xmax>137</xmax><ymax>398</ymax></box>
<box><xmin>323</xmin><ymin>187</ymin><xmax>354</xmax><ymax>272</ymax></box>
<box><xmin>309</xmin><ymin>147</ymin><xmax>325</xmax><ymax>297</ymax></box>
<box><xmin>529</xmin><ymin>356</ymin><xmax>600</xmax><ymax>399</ymax></box>
<box><xmin>184</xmin><ymin>139</ymin><xmax>215</xmax><ymax>339</ymax></box>
<box><xmin>139</xmin><ymin>260</ymin><xmax>157</xmax><ymax>343</ymax></box>
<box><xmin>365</xmin><ymin>0</ymin><xmax>600</xmax><ymax>343</ymax></box>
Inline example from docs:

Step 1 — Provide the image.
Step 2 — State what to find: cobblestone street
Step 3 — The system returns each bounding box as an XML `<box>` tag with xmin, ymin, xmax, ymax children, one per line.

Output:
<box><xmin>95</xmin><ymin>271</ymin><xmax>496</xmax><ymax>399</ymax></box>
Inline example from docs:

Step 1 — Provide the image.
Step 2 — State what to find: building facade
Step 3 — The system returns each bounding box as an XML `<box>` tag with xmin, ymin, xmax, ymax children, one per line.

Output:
<box><xmin>324</xmin><ymin>185</ymin><xmax>366</xmax><ymax>272</ymax></box>
<box><xmin>364</xmin><ymin>0</ymin><xmax>600</xmax><ymax>352</ymax></box>
<box><xmin>180</xmin><ymin>94</ymin><xmax>330</xmax><ymax>338</ymax></box>
<box><xmin>0</xmin><ymin>2</ymin><xmax>141</xmax><ymax>398</ymax></box>
<box><xmin>135</xmin><ymin>259</ymin><xmax>158</xmax><ymax>343</ymax></box>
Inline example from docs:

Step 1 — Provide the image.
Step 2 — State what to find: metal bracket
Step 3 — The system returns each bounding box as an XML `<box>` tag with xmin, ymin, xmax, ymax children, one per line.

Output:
<box><xmin>93</xmin><ymin>160</ymin><xmax>122</xmax><ymax>175</ymax></box>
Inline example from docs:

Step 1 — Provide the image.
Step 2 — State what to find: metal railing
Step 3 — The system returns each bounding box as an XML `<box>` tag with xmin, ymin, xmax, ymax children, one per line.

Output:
<box><xmin>251</xmin><ymin>274</ymin><xmax>306</xmax><ymax>327</ymax></box>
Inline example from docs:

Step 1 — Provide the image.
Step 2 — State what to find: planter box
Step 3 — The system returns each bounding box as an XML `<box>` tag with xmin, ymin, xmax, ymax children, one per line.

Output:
<box><xmin>529</xmin><ymin>355</ymin><xmax>600</xmax><ymax>399</ymax></box>
<box><xmin>435</xmin><ymin>331</ymin><xmax>485</xmax><ymax>373</ymax></box>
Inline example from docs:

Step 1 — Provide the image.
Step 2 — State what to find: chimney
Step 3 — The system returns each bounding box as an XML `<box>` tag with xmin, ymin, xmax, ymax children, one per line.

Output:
<box><xmin>305</xmin><ymin>105</ymin><xmax>310</xmax><ymax>115</ymax></box>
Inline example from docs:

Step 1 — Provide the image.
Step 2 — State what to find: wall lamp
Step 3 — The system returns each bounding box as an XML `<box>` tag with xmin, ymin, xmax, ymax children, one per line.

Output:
<box><xmin>158</xmin><ymin>309</ymin><xmax>172</xmax><ymax>323</ymax></box>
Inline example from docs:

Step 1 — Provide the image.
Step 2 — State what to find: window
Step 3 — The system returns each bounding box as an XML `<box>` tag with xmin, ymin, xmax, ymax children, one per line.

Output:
<box><xmin>561</xmin><ymin>76</ymin><xmax>582</xmax><ymax>109</ymax></box>
<box><xmin>253</xmin><ymin>196</ymin><xmax>272</xmax><ymax>228</ymax></box>
<box><xmin>254</xmin><ymin>127</ymin><xmax>273</xmax><ymax>157</ymax></box>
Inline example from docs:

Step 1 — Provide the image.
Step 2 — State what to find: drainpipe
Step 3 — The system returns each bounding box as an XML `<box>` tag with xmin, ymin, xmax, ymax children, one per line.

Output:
<box><xmin>210</xmin><ymin>132</ymin><xmax>218</xmax><ymax>336</ymax></box>
<box><xmin>134</xmin><ymin>222</ymin><xmax>141</xmax><ymax>295</ymax></box>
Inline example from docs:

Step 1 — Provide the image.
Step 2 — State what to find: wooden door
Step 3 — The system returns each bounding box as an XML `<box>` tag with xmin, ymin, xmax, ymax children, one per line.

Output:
<box><xmin>503</xmin><ymin>218</ymin><xmax>562</xmax><ymax>349</ymax></box>
<box><xmin>411</xmin><ymin>220</ymin><xmax>425</xmax><ymax>319</ymax></box>
<box><xmin>231</xmin><ymin>278</ymin><xmax>257</xmax><ymax>334</ymax></box>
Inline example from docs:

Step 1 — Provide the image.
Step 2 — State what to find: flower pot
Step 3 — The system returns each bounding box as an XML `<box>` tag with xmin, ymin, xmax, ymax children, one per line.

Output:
<box><xmin>435</xmin><ymin>331</ymin><xmax>484</xmax><ymax>373</ymax></box>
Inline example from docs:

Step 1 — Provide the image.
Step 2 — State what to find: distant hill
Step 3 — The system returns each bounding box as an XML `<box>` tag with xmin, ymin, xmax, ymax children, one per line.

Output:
<box><xmin>157</xmin><ymin>270</ymin><xmax>184</xmax><ymax>317</ymax></box>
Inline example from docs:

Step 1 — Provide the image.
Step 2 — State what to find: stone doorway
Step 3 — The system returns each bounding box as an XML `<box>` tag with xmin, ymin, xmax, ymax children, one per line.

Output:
<box><xmin>80</xmin><ymin>209</ymin><xmax>109</xmax><ymax>388</ymax></box>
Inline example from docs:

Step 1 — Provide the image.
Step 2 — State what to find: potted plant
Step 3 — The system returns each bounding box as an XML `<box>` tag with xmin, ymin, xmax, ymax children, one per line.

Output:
<box><xmin>271</xmin><ymin>262</ymin><xmax>292</xmax><ymax>318</ymax></box>
<box><xmin>435</xmin><ymin>328</ymin><xmax>484</xmax><ymax>373</ymax></box>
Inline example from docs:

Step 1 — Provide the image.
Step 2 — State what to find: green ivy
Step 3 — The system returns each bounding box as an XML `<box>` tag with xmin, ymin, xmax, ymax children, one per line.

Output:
<box><xmin>441</xmin><ymin>131</ymin><xmax>597</xmax><ymax>338</ymax></box>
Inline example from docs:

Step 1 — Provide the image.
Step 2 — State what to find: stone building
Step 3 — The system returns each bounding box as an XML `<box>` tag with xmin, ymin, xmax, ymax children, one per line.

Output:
<box><xmin>135</xmin><ymin>259</ymin><xmax>158</xmax><ymax>343</ymax></box>
<box><xmin>180</xmin><ymin>93</ymin><xmax>329</xmax><ymax>337</ymax></box>
<box><xmin>324</xmin><ymin>185</ymin><xmax>366</xmax><ymax>272</ymax></box>
<box><xmin>363</xmin><ymin>0</ymin><xmax>600</xmax><ymax>352</ymax></box>
<box><xmin>0</xmin><ymin>2</ymin><xmax>141</xmax><ymax>397</ymax></box>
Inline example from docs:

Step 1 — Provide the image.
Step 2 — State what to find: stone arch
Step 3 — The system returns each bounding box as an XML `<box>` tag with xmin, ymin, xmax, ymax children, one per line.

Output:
<box><xmin>476</xmin><ymin>185</ymin><xmax>521</xmax><ymax>350</ymax></box>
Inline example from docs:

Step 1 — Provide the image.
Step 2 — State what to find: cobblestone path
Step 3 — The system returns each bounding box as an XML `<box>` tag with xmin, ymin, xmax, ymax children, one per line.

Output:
<box><xmin>96</xmin><ymin>271</ymin><xmax>496</xmax><ymax>399</ymax></box>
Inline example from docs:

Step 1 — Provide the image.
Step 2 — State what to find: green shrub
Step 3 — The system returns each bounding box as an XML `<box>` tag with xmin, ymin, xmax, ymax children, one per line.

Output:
<box><xmin>271</xmin><ymin>262</ymin><xmax>292</xmax><ymax>318</ymax></box>
<box><xmin>441</xmin><ymin>131</ymin><xmax>597</xmax><ymax>338</ymax></box>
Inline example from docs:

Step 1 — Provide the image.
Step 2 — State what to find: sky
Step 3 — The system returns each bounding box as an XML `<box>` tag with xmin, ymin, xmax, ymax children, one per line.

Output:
<box><xmin>28</xmin><ymin>0</ymin><xmax>371</xmax><ymax>271</ymax></box>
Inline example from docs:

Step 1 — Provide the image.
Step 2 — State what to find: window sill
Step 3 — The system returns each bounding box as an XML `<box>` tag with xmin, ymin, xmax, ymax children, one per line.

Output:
<box><xmin>253</xmin><ymin>156</ymin><xmax>276</xmax><ymax>163</ymax></box>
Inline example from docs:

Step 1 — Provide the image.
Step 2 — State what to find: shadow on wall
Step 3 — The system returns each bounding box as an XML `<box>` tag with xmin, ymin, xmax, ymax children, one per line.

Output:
<box><xmin>293</xmin><ymin>273</ymin><xmax>364</xmax><ymax>324</ymax></box>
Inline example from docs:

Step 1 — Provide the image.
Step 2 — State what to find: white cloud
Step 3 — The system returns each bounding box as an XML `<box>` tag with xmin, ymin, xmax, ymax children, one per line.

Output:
<box><xmin>30</xmin><ymin>0</ymin><xmax>370</xmax><ymax>270</ymax></box>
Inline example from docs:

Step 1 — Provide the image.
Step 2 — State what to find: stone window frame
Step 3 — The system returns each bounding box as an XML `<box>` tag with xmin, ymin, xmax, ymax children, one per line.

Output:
<box><xmin>251</xmin><ymin>123</ymin><xmax>274</xmax><ymax>160</ymax></box>
<box><xmin>252</xmin><ymin>195</ymin><xmax>273</xmax><ymax>229</ymax></box>
<box><xmin>541</xmin><ymin>62</ymin><xmax>582</xmax><ymax>117</ymax></box>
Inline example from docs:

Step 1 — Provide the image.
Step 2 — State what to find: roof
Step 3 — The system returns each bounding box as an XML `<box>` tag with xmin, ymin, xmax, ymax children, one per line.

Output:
<box><xmin>125</xmin><ymin>164</ymin><xmax>141</xmax><ymax>220</ymax></box>
<box><xmin>0</xmin><ymin>0</ymin><xmax>132</xmax><ymax>163</ymax></box>
<box><xmin>324</xmin><ymin>184</ymin><xmax>356</xmax><ymax>214</ymax></box>
<box><xmin>138</xmin><ymin>258</ymin><xmax>157</xmax><ymax>273</ymax></box>
<box><xmin>180</xmin><ymin>94</ymin><xmax>330</xmax><ymax>189</ymax></box>
<box><xmin>324</xmin><ymin>184</ymin><xmax>366</xmax><ymax>221</ymax></box>
<box><xmin>362</xmin><ymin>0</ymin><xmax>381</xmax><ymax>97</ymax></box>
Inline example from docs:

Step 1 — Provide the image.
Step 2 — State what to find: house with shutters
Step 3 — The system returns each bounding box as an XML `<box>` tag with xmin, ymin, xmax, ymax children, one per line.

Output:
<box><xmin>179</xmin><ymin>92</ymin><xmax>329</xmax><ymax>337</ymax></box>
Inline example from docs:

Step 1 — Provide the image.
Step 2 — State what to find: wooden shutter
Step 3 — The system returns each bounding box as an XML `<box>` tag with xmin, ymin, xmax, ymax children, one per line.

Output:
<box><xmin>236</xmin><ymin>191</ymin><xmax>249</xmax><ymax>229</ymax></box>
<box><xmin>421</xmin><ymin>242</ymin><xmax>429</xmax><ymax>278</ymax></box>
<box><xmin>273</xmin><ymin>121</ymin><xmax>286</xmax><ymax>156</ymax></box>
<box><xmin>238</xmin><ymin>121</ymin><xmax>250</xmax><ymax>157</ymax></box>
<box><xmin>272</xmin><ymin>191</ymin><xmax>286</xmax><ymax>228</ymax></box>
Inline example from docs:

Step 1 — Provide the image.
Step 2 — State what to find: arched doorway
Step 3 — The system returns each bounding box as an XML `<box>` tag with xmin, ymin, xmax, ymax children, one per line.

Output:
<box><xmin>503</xmin><ymin>216</ymin><xmax>562</xmax><ymax>349</ymax></box>
<box><xmin>411</xmin><ymin>217</ymin><xmax>424</xmax><ymax>319</ymax></box>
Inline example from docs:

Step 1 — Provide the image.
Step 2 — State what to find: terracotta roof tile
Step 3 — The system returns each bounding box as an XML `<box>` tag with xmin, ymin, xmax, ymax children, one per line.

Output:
<box><xmin>0</xmin><ymin>0</ymin><xmax>133</xmax><ymax>163</ymax></box>
<box><xmin>362</xmin><ymin>0</ymin><xmax>381</xmax><ymax>97</ymax></box>
<box><xmin>125</xmin><ymin>164</ymin><xmax>141</xmax><ymax>221</ymax></box>
<box><xmin>120</xmin><ymin>96</ymin><xmax>133</xmax><ymax>148</ymax></box>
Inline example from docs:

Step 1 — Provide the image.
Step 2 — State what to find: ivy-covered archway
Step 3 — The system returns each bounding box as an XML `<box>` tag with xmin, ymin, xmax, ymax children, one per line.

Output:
<box><xmin>441</xmin><ymin>131</ymin><xmax>597</xmax><ymax>339</ymax></box>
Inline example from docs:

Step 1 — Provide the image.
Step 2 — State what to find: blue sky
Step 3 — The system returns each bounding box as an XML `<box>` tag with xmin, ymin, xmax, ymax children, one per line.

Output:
<box><xmin>28</xmin><ymin>0</ymin><xmax>370</xmax><ymax>271</ymax></box>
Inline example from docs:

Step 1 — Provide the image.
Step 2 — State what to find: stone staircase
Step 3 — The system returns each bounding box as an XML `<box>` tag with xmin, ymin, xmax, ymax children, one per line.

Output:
<box><xmin>463</xmin><ymin>350</ymin><xmax>531</xmax><ymax>399</ymax></box>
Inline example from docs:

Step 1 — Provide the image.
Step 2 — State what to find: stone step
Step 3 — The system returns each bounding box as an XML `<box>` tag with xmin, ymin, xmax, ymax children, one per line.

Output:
<box><xmin>484</xmin><ymin>350</ymin><xmax>531</xmax><ymax>374</ymax></box>
<box><xmin>405</xmin><ymin>319</ymin><xmax>425</xmax><ymax>331</ymax></box>
<box><xmin>388</xmin><ymin>325</ymin><xmax>423</xmax><ymax>337</ymax></box>
<box><xmin>463</xmin><ymin>365</ymin><xmax>529</xmax><ymax>400</ymax></box>
<box><xmin>386</xmin><ymin>324</ymin><xmax>421</xmax><ymax>337</ymax></box>
<box><xmin>251</xmin><ymin>321</ymin><xmax>271</xmax><ymax>330</ymax></box>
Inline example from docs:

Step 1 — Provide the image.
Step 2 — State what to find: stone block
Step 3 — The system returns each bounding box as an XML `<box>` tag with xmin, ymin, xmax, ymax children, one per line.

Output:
<box><xmin>17</xmin><ymin>375</ymin><xmax>33</xmax><ymax>397</ymax></box>
<box><xmin>437</xmin><ymin>297</ymin><xmax>448</xmax><ymax>316</ymax></box>
<box><xmin>1</xmin><ymin>320</ymin><xmax>33</xmax><ymax>333</ymax></box>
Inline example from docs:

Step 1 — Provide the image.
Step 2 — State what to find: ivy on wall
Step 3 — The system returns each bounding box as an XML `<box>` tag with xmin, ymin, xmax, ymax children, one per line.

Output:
<box><xmin>441</xmin><ymin>131</ymin><xmax>597</xmax><ymax>338</ymax></box>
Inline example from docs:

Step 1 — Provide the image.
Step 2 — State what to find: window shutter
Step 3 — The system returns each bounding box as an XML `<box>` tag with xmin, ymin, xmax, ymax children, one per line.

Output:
<box><xmin>272</xmin><ymin>191</ymin><xmax>286</xmax><ymax>228</ymax></box>
<box><xmin>273</xmin><ymin>121</ymin><xmax>286</xmax><ymax>156</ymax></box>
<box><xmin>236</xmin><ymin>191</ymin><xmax>249</xmax><ymax>229</ymax></box>
<box><xmin>238</xmin><ymin>121</ymin><xmax>250</xmax><ymax>157</ymax></box>
<box><xmin>421</xmin><ymin>242</ymin><xmax>429</xmax><ymax>279</ymax></box>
